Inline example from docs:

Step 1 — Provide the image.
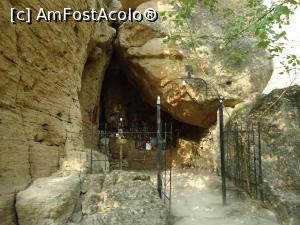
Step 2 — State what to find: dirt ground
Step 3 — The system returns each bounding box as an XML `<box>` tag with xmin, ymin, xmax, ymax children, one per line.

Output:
<box><xmin>169</xmin><ymin>170</ymin><xmax>281</xmax><ymax>225</ymax></box>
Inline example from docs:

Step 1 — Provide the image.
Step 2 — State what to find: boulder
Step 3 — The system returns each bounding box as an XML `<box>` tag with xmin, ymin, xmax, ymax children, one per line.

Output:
<box><xmin>116</xmin><ymin>0</ymin><xmax>273</xmax><ymax>128</ymax></box>
<box><xmin>16</xmin><ymin>173</ymin><xmax>80</xmax><ymax>225</ymax></box>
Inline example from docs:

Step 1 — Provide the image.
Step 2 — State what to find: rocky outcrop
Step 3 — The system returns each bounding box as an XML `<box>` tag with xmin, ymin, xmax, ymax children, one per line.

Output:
<box><xmin>228</xmin><ymin>85</ymin><xmax>300</xmax><ymax>225</ymax></box>
<box><xmin>15</xmin><ymin>171</ymin><xmax>167</xmax><ymax>225</ymax></box>
<box><xmin>69</xmin><ymin>174</ymin><xmax>106</xmax><ymax>225</ymax></box>
<box><xmin>72</xmin><ymin>171</ymin><xmax>167</xmax><ymax>225</ymax></box>
<box><xmin>16</xmin><ymin>173</ymin><xmax>81</xmax><ymax>225</ymax></box>
<box><xmin>0</xmin><ymin>1</ymin><xmax>115</xmax><ymax>224</ymax></box>
<box><xmin>116</xmin><ymin>0</ymin><xmax>272</xmax><ymax>128</ymax></box>
<box><xmin>98</xmin><ymin>171</ymin><xmax>168</xmax><ymax>225</ymax></box>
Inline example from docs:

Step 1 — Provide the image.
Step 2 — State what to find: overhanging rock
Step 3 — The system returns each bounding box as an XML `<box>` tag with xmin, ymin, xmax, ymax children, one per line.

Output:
<box><xmin>116</xmin><ymin>0</ymin><xmax>273</xmax><ymax>128</ymax></box>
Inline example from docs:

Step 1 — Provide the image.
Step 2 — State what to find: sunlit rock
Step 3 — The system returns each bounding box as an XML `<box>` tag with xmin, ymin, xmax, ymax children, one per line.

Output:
<box><xmin>16</xmin><ymin>173</ymin><xmax>80</xmax><ymax>225</ymax></box>
<box><xmin>116</xmin><ymin>0</ymin><xmax>273</xmax><ymax>128</ymax></box>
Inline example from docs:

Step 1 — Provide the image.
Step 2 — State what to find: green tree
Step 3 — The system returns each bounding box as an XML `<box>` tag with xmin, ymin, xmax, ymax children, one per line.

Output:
<box><xmin>161</xmin><ymin>0</ymin><xmax>300</xmax><ymax>73</ymax></box>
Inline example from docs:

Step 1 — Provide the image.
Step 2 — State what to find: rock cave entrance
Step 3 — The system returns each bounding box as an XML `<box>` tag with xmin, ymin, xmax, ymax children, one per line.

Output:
<box><xmin>100</xmin><ymin>53</ymin><xmax>204</xmax><ymax>141</ymax></box>
<box><xmin>99</xmin><ymin>53</ymin><xmax>205</xmax><ymax>170</ymax></box>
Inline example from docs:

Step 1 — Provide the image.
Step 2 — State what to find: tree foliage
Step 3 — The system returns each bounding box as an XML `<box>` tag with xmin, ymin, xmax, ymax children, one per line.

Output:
<box><xmin>161</xmin><ymin>0</ymin><xmax>300</xmax><ymax>73</ymax></box>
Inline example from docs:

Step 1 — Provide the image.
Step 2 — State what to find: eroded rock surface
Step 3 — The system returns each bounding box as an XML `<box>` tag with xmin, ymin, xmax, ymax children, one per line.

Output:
<box><xmin>116</xmin><ymin>0</ymin><xmax>272</xmax><ymax>128</ymax></box>
<box><xmin>15</xmin><ymin>171</ymin><xmax>167</xmax><ymax>225</ymax></box>
<box><xmin>69</xmin><ymin>171</ymin><xmax>168</xmax><ymax>225</ymax></box>
<box><xmin>16</xmin><ymin>173</ymin><xmax>81</xmax><ymax>225</ymax></box>
<box><xmin>99</xmin><ymin>171</ymin><xmax>167</xmax><ymax>225</ymax></box>
<box><xmin>120</xmin><ymin>0</ymin><xmax>150</xmax><ymax>10</ymax></box>
<box><xmin>0</xmin><ymin>0</ymin><xmax>115</xmax><ymax>224</ymax></box>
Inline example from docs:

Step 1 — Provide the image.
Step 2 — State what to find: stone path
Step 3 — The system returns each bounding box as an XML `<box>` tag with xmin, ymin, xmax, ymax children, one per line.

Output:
<box><xmin>170</xmin><ymin>170</ymin><xmax>281</xmax><ymax>225</ymax></box>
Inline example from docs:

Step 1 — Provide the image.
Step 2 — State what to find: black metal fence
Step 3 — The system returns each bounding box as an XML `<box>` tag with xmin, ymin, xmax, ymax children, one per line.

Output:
<box><xmin>160</xmin><ymin>123</ymin><xmax>173</xmax><ymax>212</ymax></box>
<box><xmin>224</xmin><ymin>120</ymin><xmax>263</xmax><ymax>200</ymax></box>
<box><xmin>218</xmin><ymin>99</ymin><xmax>264</xmax><ymax>204</ymax></box>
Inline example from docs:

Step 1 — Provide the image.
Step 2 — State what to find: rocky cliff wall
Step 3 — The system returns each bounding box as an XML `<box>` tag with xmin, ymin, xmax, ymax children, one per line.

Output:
<box><xmin>116</xmin><ymin>0</ymin><xmax>273</xmax><ymax>128</ymax></box>
<box><xmin>227</xmin><ymin>86</ymin><xmax>300</xmax><ymax>225</ymax></box>
<box><xmin>0</xmin><ymin>1</ymin><xmax>115</xmax><ymax>224</ymax></box>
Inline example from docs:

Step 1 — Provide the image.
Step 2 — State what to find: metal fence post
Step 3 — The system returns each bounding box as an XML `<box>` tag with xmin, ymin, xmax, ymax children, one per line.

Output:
<box><xmin>219</xmin><ymin>96</ymin><xmax>226</xmax><ymax>205</ymax></box>
<box><xmin>169</xmin><ymin>122</ymin><xmax>173</xmax><ymax>212</ymax></box>
<box><xmin>164</xmin><ymin>122</ymin><xmax>167</xmax><ymax>204</ymax></box>
<box><xmin>157</xmin><ymin>96</ymin><xmax>162</xmax><ymax>199</ymax></box>
<box><xmin>104</xmin><ymin>123</ymin><xmax>107</xmax><ymax>171</ymax></box>
<box><xmin>258</xmin><ymin>122</ymin><xmax>264</xmax><ymax>201</ymax></box>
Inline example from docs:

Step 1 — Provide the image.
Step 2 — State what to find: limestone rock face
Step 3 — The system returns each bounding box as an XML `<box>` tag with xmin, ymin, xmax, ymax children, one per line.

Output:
<box><xmin>16</xmin><ymin>173</ymin><xmax>81</xmax><ymax>225</ymax></box>
<box><xmin>116</xmin><ymin>0</ymin><xmax>273</xmax><ymax>128</ymax></box>
<box><xmin>0</xmin><ymin>1</ymin><xmax>115</xmax><ymax>224</ymax></box>
<box><xmin>229</xmin><ymin>85</ymin><xmax>300</xmax><ymax>225</ymax></box>
<box><xmin>120</xmin><ymin>0</ymin><xmax>150</xmax><ymax>10</ymax></box>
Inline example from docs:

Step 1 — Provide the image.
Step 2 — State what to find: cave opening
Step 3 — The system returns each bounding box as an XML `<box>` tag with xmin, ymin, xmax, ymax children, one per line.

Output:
<box><xmin>99</xmin><ymin>53</ymin><xmax>204</xmax><ymax>140</ymax></box>
<box><xmin>98</xmin><ymin>52</ymin><xmax>207</xmax><ymax>170</ymax></box>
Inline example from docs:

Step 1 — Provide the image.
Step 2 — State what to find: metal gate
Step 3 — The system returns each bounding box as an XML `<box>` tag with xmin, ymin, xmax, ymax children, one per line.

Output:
<box><xmin>224</xmin><ymin>121</ymin><xmax>263</xmax><ymax>200</ymax></box>
<box><xmin>218</xmin><ymin>99</ymin><xmax>263</xmax><ymax>204</ymax></box>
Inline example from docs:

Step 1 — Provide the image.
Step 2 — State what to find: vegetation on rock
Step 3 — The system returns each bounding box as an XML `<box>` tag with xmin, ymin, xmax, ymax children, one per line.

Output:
<box><xmin>161</xmin><ymin>0</ymin><xmax>300</xmax><ymax>72</ymax></box>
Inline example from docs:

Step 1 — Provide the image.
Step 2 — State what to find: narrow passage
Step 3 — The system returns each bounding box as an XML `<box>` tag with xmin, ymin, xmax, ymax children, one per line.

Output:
<box><xmin>170</xmin><ymin>170</ymin><xmax>280</xmax><ymax>225</ymax></box>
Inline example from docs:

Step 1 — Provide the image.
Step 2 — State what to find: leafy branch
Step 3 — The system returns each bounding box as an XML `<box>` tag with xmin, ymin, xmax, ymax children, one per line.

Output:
<box><xmin>161</xmin><ymin>0</ymin><xmax>300</xmax><ymax>71</ymax></box>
